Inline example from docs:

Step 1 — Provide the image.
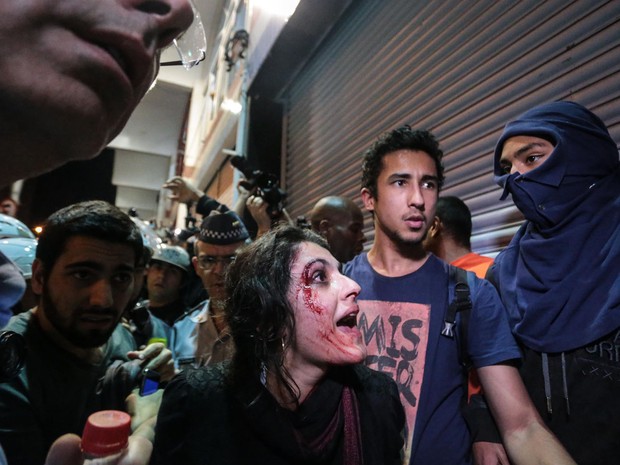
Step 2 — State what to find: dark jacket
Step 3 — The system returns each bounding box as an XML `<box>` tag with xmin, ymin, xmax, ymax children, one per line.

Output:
<box><xmin>151</xmin><ymin>363</ymin><xmax>404</xmax><ymax>465</ymax></box>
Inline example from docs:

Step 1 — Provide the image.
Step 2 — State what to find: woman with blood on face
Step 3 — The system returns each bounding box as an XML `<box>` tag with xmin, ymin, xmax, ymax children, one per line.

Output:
<box><xmin>151</xmin><ymin>225</ymin><xmax>404</xmax><ymax>465</ymax></box>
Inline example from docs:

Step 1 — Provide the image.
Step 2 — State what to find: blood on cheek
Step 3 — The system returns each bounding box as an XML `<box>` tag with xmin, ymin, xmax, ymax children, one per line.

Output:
<box><xmin>297</xmin><ymin>265</ymin><xmax>355</xmax><ymax>357</ymax></box>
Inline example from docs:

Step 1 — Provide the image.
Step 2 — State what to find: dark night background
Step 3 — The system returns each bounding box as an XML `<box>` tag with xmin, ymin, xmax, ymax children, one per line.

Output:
<box><xmin>1</xmin><ymin>148</ymin><xmax>116</xmax><ymax>229</ymax></box>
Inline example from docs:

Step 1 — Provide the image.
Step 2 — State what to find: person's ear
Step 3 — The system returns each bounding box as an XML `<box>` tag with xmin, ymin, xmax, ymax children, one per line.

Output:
<box><xmin>30</xmin><ymin>259</ymin><xmax>45</xmax><ymax>295</ymax></box>
<box><xmin>318</xmin><ymin>219</ymin><xmax>331</xmax><ymax>235</ymax></box>
<box><xmin>192</xmin><ymin>255</ymin><xmax>200</xmax><ymax>273</ymax></box>
<box><xmin>428</xmin><ymin>217</ymin><xmax>442</xmax><ymax>238</ymax></box>
<box><xmin>361</xmin><ymin>188</ymin><xmax>375</xmax><ymax>213</ymax></box>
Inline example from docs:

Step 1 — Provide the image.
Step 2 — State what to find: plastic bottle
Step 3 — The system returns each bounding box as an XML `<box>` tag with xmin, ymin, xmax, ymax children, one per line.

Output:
<box><xmin>81</xmin><ymin>410</ymin><xmax>131</xmax><ymax>460</ymax></box>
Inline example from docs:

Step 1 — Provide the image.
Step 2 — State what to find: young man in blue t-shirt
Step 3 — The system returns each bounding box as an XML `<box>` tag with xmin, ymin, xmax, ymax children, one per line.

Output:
<box><xmin>344</xmin><ymin>126</ymin><xmax>575</xmax><ymax>465</ymax></box>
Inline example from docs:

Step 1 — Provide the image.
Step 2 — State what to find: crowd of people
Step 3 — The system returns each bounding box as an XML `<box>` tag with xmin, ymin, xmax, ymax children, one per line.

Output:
<box><xmin>0</xmin><ymin>1</ymin><xmax>618</xmax><ymax>465</ymax></box>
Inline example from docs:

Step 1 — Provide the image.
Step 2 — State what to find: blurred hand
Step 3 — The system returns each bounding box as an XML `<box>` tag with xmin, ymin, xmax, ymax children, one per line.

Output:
<box><xmin>162</xmin><ymin>176</ymin><xmax>203</xmax><ymax>204</ymax></box>
<box><xmin>126</xmin><ymin>389</ymin><xmax>162</xmax><ymax>440</ymax></box>
<box><xmin>472</xmin><ymin>441</ymin><xmax>511</xmax><ymax>465</ymax></box>
<box><xmin>45</xmin><ymin>433</ymin><xmax>153</xmax><ymax>465</ymax></box>
<box><xmin>246</xmin><ymin>195</ymin><xmax>272</xmax><ymax>238</ymax></box>
<box><xmin>127</xmin><ymin>343</ymin><xmax>175</xmax><ymax>383</ymax></box>
<box><xmin>236</xmin><ymin>178</ymin><xmax>251</xmax><ymax>196</ymax></box>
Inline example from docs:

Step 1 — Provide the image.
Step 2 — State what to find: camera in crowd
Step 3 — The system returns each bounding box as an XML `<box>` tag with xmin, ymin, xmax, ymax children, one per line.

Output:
<box><xmin>0</xmin><ymin>330</ymin><xmax>26</xmax><ymax>382</ymax></box>
<box><xmin>296</xmin><ymin>215</ymin><xmax>311</xmax><ymax>229</ymax></box>
<box><xmin>177</xmin><ymin>209</ymin><xmax>199</xmax><ymax>242</ymax></box>
<box><xmin>229</xmin><ymin>155</ymin><xmax>287</xmax><ymax>219</ymax></box>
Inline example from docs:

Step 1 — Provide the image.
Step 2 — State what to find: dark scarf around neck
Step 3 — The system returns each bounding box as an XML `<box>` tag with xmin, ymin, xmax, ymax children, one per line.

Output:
<box><xmin>236</xmin><ymin>367</ymin><xmax>364</xmax><ymax>465</ymax></box>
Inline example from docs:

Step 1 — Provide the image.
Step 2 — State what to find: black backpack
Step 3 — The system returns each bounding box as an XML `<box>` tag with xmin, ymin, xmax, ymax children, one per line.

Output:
<box><xmin>443</xmin><ymin>265</ymin><xmax>503</xmax><ymax>443</ymax></box>
<box><xmin>441</xmin><ymin>265</ymin><xmax>473</xmax><ymax>370</ymax></box>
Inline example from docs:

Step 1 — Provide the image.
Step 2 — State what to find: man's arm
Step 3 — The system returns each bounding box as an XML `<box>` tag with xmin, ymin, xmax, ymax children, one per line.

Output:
<box><xmin>162</xmin><ymin>176</ymin><xmax>203</xmax><ymax>204</ymax></box>
<box><xmin>163</xmin><ymin>176</ymin><xmax>227</xmax><ymax>218</ymax></box>
<box><xmin>465</xmin><ymin>389</ymin><xmax>510</xmax><ymax>465</ymax></box>
<box><xmin>477</xmin><ymin>364</ymin><xmax>576</xmax><ymax>465</ymax></box>
<box><xmin>245</xmin><ymin>195</ymin><xmax>272</xmax><ymax>238</ymax></box>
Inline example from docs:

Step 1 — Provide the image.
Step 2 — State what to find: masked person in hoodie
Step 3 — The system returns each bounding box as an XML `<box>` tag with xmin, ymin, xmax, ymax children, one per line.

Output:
<box><xmin>491</xmin><ymin>100</ymin><xmax>620</xmax><ymax>464</ymax></box>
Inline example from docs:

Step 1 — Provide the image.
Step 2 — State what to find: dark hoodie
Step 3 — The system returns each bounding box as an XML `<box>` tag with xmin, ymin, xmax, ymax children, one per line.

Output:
<box><xmin>493</xmin><ymin>101</ymin><xmax>620</xmax><ymax>353</ymax></box>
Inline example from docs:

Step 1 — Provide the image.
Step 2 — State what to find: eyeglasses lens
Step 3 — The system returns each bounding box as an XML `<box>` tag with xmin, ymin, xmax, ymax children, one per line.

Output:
<box><xmin>161</xmin><ymin>0</ymin><xmax>207</xmax><ymax>69</ymax></box>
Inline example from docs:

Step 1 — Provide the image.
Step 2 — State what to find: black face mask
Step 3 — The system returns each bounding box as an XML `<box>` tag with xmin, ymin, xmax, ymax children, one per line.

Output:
<box><xmin>499</xmin><ymin>170</ymin><xmax>603</xmax><ymax>230</ymax></box>
<box><xmin>498</xmin><ymin>171</ymin><xmax>556</xmax><ymax>229</ymax></box>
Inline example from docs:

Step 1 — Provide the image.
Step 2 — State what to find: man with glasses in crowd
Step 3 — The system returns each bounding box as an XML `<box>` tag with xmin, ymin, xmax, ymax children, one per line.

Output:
<box><xmin>171</xmin><ymin>208</ymin><xmax>250</xmax><ymax>369</ymax></box>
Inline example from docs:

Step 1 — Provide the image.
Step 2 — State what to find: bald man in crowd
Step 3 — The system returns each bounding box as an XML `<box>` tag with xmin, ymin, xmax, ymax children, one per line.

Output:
<box><xmin>309</xmin><ymin>196</ymin><xmax>367</xmax><ymax>263</ymax></box>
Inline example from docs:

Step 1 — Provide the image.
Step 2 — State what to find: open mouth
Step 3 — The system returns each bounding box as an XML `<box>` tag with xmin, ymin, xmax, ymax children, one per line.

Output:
<box><xmin>336</xmin><ymin>313</ymin><xmax>358</xmax><ymax>328</ymax></box>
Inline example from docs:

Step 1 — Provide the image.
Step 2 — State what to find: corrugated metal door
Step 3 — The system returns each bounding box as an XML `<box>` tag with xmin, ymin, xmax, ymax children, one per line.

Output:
<box><xmin>282</xmin><ymin>0</ymin><xmax>620</xmax><ymax>254</ymax></box>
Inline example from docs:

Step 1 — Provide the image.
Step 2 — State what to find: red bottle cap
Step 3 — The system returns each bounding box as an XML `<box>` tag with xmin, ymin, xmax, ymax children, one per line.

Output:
<box><xmin>81</xmin><ymin>410</ymin><xmax>131</xmax><ymax>457</ymax></box>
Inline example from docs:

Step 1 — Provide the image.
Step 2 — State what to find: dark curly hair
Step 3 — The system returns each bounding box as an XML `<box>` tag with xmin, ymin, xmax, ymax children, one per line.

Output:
<box><xmin>36</xmin><ymin>200</ymin><xmax>143</xmax><ymax>276</ymax></box>
<box><xmin>225</xmin><ymin>224</ymin><xmax>328</xmax><ymax>404</ymax></box>
<box><xmin>361</xmin><ymin>125</ymin><xmax>445</xmax><ymax>198</ymax></box>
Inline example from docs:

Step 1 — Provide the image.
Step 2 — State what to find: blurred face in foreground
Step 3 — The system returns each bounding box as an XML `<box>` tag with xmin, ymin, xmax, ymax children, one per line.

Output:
<box><xmin>285</xmin><ymin>241</ymin><xmax>366</xmax><ymax>374</ymax></box>
<box><xmin>0</xmin><ymin>0</ymin><xmax>194</xmax><ymax>186</ymax></box>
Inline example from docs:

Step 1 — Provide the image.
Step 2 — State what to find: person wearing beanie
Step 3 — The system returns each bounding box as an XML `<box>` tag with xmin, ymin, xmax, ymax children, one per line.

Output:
<box><xmin>170</xmin><ymin>207</ymin><xmax>250</xmax><ymax>369</ymax></box>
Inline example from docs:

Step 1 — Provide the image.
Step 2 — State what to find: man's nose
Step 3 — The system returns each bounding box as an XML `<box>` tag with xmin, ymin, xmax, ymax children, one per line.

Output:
<box><xmin>89</xmin><ymin>280</ymin><xmax>114</xmax><ymax>308</ymax></box>
<box><xmin>408</xmin><ymin>186</ymin><xmax>424</xmax><ymax>209</ymax></box>
<box><xmin>211</xmin><ymin>260</ymin><xmax>228</xmax><ymax>275</ymax></box>
<box><xmin>132</xmin><ymin>0</ymin><xmax>195</xmax><ymax>49</ymax></box>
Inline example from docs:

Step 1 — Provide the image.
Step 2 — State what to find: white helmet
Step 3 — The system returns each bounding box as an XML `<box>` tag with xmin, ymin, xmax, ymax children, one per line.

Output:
<box><xmin>0</xmin><ymin>214</ymin><xmax>36</xmax><ymax>279</ymax></box>
<box><xmin>151</xmin><ymin>244</ymin><xmax>190</xmax><ymax>273</ymax></box>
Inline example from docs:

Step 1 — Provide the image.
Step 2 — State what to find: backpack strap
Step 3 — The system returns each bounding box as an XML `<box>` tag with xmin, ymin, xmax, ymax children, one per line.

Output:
<box><xmin>441</xmin><ymin>265</ymin><xmax>472</xmax><ymax>369</ymax></box>
<box><xmin>444</xmin><ymin>266</ymin><xmax>504</xmax><ymax>444</ymax></box>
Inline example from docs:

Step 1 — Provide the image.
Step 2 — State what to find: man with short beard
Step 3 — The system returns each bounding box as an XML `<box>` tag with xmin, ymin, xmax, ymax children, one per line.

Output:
<box><xmin>0</xmin><ymin>201</ymin><xmax>174</xmax><ymax>465</ymax></box>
